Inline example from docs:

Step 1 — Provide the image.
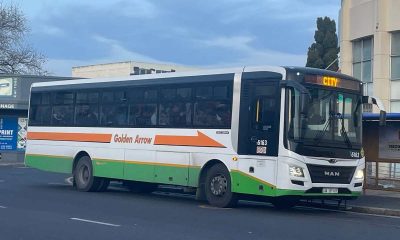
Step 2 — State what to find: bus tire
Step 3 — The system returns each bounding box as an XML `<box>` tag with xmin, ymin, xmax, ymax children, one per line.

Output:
<box><xmin>205</xmin><ymin>163</ymin><xmax>238</xmax><ymax>208</ymax></box>
<box><xmin>73</xmin><ymin>156</ymin><xmax>101</xmax><ymax>192</ymax></box>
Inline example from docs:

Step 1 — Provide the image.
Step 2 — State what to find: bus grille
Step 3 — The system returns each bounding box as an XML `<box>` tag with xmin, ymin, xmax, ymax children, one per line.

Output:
<box><xmin>307</xmin><ymin>164</ymin><xmax>356</xmax><ymax>184</ymax></box>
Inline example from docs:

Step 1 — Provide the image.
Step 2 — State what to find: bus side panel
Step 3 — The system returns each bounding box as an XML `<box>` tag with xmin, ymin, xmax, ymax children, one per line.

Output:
<box><xmin>124</xmin><ymin>150</ymin><xmax>156</xmax><ymax>182</ymax></box>
<box><xmin>25</xmin><ymin>142</ymin><xmax>73</xmax><ymax>174</ymax></box>
<box><xmin>154</xmin><ymin>151</ymin><xmax>189</xmax><ymax>186</ymax></box>
<box><xmin>231</xmin><ymin>157</ymin><xmax>277</xmax><ymax>197</ymax></box>
<box><xmin>92</xmin><ymin>148</ymin><xmax>125</xmax><ymax>179</ymax></box>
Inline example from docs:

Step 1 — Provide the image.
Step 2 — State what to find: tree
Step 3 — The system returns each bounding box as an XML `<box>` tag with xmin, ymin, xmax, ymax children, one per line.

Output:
<box><xmin>306</xmin><ymin>17</ymin><xmax>339</xmax><ymax>71</ymax></box>
<box><xmin>0</xmin><ymin>3</ymin><xmax>47</xmax><ymax>75</ymax></box>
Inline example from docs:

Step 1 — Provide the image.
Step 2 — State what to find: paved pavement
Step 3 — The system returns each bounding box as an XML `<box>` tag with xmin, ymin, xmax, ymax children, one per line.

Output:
<box><xmin>1</xmin><ymin>165</ymin><xmax>400</xmax><ymax>240</ymax></box>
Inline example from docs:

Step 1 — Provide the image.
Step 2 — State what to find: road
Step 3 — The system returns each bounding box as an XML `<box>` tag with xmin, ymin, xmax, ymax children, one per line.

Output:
<box><xmin>1</xmin><ymin>165</ymin><xmax>400</xmax><ymax>240</ymax></box>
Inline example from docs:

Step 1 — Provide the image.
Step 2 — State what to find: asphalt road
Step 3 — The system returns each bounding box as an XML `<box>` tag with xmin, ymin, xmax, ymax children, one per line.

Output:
<box><xmin>1</xmin><ymin>165</ymin><xmax>400</xmax><ymax>240</ymax></box>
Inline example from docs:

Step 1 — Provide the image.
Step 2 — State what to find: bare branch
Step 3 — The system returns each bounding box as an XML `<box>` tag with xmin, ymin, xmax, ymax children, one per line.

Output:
<box><xmin>0</xmin><ymin>3</ymin><xmax>47</xmax><ymax>75</ymax></box>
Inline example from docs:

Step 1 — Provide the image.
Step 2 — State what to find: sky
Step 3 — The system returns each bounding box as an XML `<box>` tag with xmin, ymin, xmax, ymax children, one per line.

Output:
<box><xmin>9</xmin><ymin>0</ymin><xmax>340</xmax><ymax>76</ymax></box>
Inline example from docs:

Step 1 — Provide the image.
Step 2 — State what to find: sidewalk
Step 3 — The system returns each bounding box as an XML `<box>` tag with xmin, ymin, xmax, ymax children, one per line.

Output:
<box><xmin>346</xmin><ymin>189</ymin><xmax>400</xmax><ymax>216</ymax></box>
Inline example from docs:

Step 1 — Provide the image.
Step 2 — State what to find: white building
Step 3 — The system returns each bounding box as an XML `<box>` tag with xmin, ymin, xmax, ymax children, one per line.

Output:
<box><xmin>339</xmin><ymin>0</ymin><xmax>400</xmax><ymax>112</ymax></box>
<box><xmin>72</xmin><ymin>61</ymin><xmax>197</xmax><ymax>78</ymax></box>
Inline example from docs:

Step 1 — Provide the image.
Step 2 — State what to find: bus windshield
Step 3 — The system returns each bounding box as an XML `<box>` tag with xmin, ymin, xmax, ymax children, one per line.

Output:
<box><xmin>287</xmin><ymin>87</ymin><xmax>362</xmax><ymax>150</ymax></box>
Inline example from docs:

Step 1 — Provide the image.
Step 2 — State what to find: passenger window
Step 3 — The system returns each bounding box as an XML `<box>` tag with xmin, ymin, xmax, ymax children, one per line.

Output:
<box><xmin>159</xmin><ymin>102</ymin><xmax>191</xmax><ymax>127</ymax></box>
<box><xmin>100</xmin><ymin>105</ymin><xmax>128</xmax><ymax>126</ymax></box>
<box><xmin>194</xmin><ymin>101</ymin><xmax>231</xmax><ymax>128</ymax></box>
<box><xmin>52</xmin><ymin>105</ymin><xmax>74</xmax><ymax>126</ymax></box>
<box><xmin>75</xmin><ymin>104</ymin><xmax>99</xmax><ymax>126</ymax></box>
<box><xmin>128</xmin><ymin>104</ymin><xmax>157</xmax><ymax>126</ymax></box>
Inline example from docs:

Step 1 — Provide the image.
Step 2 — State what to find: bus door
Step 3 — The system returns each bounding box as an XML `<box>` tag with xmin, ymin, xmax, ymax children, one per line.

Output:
<box><xmin>238</xmin><ymin>79</ymin><xmax>281</xmax><ymax>156</ymax></box>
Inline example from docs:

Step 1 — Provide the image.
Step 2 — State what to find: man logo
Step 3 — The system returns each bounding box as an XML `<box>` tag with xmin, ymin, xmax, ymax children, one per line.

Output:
<box><xmin>324</xmin><ymin>171</ymin><xmax>340</xmax><ymax>177</ymax></box>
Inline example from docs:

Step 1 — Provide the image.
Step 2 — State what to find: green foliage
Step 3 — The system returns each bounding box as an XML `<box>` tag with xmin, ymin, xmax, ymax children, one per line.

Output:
<box><xmin>306</xmin><ymin>17</ymin><xmax>339</xmax><ymax>71</ymax></box>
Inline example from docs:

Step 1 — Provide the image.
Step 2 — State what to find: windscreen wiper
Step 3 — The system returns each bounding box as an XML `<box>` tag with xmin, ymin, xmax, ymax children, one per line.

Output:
<box><xmin>312</xmin><ymin>112</ymin><xmax>335</xmax><ymax>146</ymax></box>
<box><xmin>338</xmin><ymin>113</ymin><xmax>353</xmax><ymax>149</ymax></box>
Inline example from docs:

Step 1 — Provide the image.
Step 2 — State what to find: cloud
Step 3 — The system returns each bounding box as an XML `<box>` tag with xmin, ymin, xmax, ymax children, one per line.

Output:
<box><xmin>33</xmin><ymin>25</ymin><xmax>65</xmax><ymax>36</ymax></box>
<box><xmin>45</xmin><ymin>34</ymin><xmax>164</xmax><ymax>76</ymax></box>
<box><xmin>198</xmin><ymin>35</ymin><xmax>306</xmax><ymax>67</ymax></box>
<box><xmin>92</xmin><ymin>35</ymin><xmax>159</xmax><ymax>62</ymax></box>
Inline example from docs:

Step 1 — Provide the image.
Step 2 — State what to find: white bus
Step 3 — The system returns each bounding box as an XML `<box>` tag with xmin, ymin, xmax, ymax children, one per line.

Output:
<box><xmin>25</xmin><ymin>66</ymin><xmax>385</xmax><ymax>208</ymax></box>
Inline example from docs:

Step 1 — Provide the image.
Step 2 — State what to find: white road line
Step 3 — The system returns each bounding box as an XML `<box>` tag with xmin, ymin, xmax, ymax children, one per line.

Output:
<box><xmin>48</xmin><ymin>182</ymin><xmax>70</xmax><ymax>186</ymax></box>
<box><xmin>0</xmin><ymin>179</ymin><xmax>4</xmax><ymax>183</ymax></box>
<box><xmin>0</xmin><ymin>205</ymin><xmax>7</xmax><ymax>209</ymax></box>
<box><xmin>70</xmin><ymin>218</ymin><xmax>120</xmax><ymax>227</ymax></box>
<box><xmin>65</xmin><ymin>177</ymin><xmax>73</xmax><ymax>185</ymax></box>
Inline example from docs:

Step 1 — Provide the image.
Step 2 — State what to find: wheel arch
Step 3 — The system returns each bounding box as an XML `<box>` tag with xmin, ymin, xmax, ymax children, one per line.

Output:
<box><xmin>72</xmin><ymin>151</ymin><xmax>92</xmax><ymax>173</ymax></box>
<box><xmin>198</xmin><ymin>159</ymin><xmax>229</xmax><ymax>187</ymax></box>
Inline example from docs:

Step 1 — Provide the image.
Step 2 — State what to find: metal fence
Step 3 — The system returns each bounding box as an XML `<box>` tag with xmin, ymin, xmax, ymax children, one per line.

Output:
<box><xmin>365</xmin><ymin>161</ymin><xmax>400</xmax><ymax>191</ymax></box>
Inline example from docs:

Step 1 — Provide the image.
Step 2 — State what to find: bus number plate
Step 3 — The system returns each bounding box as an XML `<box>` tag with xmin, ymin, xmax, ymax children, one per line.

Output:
<box><xmin>322</xmin><ymin>188</ymin><xmax>338</xmax><ymax>194</ymax></box>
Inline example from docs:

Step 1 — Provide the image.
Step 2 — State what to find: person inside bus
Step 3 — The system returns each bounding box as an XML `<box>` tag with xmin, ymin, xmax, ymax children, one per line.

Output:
<box><xmin>76</xmin><ymin>105</ymin><xmax>98</xmax><ymax>126</ymax></box>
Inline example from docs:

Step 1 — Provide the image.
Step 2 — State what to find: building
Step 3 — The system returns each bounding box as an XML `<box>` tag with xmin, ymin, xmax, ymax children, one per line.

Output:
<box><xmin>72</xmin><ymin>61</ymin><xmax>197</xmax><ymax>78</ymax></box>
<box><xmin>339</xmin><ymin>0</ymin><xmax>400</xmax><ymax>112</ymax></box>
<box><xmin>0</xmin><ymin>75</ymin><xmax>76</xmax><ymax>163</ymax></box>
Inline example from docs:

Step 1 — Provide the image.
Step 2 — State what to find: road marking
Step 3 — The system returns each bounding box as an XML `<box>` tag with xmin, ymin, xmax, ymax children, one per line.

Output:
<box><xmin>70</xmin><ymin>218</ymin><xmax>120</xmax><ymax>227</ymax></box>
<box><xmin>48</xmin><ymin>182</ymin><xmax>70</xmax><ymax>186</ymax></box>
<box><xmin>0</xmin><ymin>205</ymin><xmax>7</xmax><ymax>209</ymax></box>
<box><xmin>65</xmin><ymin>177</ymin><xmax>73</xmax><ymax>185</ymax></box>
<box><xmin>199</xmin><ymin>205</ymin><xmax>232</xmax><ymax>210</ymax></box>
<box><xmin>0</xmin><ymin>179</ymin><xmax>4</xmax><ymax>183</ymax></box>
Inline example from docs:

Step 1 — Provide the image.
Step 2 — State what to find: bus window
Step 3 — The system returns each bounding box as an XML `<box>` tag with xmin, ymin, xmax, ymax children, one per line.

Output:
<box><xmin>159</xmin><ymin>102</ymin><xmax>191</xmax><ymax>127</ymax></box>
<box><xmin>52</xmin><ymin>105</ymin><xmax>74</xmax><ymax>126</ymax></box>
<box><xmin>128</xmin><ymin>104</ymin><xmax>157</xmax><ymax>126</ymax></box>
<box><xmin>194</xmin><ymin>101</ymin><xmax>231</xmax><ymax>128</ymax></box>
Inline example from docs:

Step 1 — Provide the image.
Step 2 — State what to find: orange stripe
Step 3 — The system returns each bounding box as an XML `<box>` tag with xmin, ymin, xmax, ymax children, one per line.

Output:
<box><xmin>27</xmin><ymin>132</ymin><xmax>112</xmax><ymax>143</ymax></box>
<box><xmin>154</xmin><ymin>131</ymin><xmax>225</xmax><ymax>148</ymax></box>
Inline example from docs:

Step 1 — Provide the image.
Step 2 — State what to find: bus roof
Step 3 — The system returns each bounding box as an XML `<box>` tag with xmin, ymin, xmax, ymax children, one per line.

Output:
<box><xmin>284</xmin><ymin>66</ymin><xmax>360</xmax><ymax>82</ymax></box>
<box><xmin>31</xmin><ymin>65</ymin><xmax>286</xmax><ymax>89</ymax></box>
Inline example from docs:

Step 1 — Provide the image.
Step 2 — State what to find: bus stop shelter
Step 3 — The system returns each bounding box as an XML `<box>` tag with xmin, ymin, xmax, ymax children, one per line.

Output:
<box><xmin>363</xmin><ymin>113</ymin><xmax>400</xmax><ymax>191</ymax></box>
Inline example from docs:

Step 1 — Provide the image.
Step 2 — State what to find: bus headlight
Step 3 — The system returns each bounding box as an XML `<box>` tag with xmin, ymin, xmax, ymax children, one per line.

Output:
<box><xmin>289</xmin><ymin>165</ymin><xmax>304</xmax><ymax>178</ymax></box>
<box><xmin>354</xmin><ymin>169</ymin><xmax>364</xmax><ymax>180</ymax></box>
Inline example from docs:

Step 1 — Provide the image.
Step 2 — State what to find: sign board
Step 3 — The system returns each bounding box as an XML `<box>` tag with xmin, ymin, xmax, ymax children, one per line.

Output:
<box><xmin>0</xmin><ymin>117</ymin><xmax>27</xmax><ymax>151</ymax></box>
<box><xmin>379</xmin><ymin>125</ymin><xmax>400</xmax><ymax>160</ymax></box>
<box><xmin>0</xmin><ymin>117</ymin><xmax>18</xmax><ymax>150</ymax></box>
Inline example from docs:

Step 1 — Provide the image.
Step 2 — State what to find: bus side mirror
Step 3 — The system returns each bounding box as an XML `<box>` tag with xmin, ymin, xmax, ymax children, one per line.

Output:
<box><xmin>379</xmin><ymin>110</ymin><xmax>386</xmax><ymax>126</ymax></box>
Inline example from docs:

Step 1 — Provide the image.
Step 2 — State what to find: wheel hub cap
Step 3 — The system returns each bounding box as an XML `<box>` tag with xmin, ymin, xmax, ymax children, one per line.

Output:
<box><xmin>210</xmin><ymin>175</ymin><xmax>227</xmax><ymax>196</ymax></box>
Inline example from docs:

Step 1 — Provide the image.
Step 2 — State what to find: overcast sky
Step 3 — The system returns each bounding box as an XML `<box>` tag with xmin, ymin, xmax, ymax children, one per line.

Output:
<box><xmin>11</xmin><ymin>0</ymin><xmax>340</xmax><ymax>76</ymax></box>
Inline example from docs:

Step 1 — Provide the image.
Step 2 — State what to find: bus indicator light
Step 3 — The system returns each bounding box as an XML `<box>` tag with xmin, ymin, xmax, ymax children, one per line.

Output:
<box><xmin>322</xmin><ymin>76</ymin><xmax>339</xmax><ymax>87</ymax></box>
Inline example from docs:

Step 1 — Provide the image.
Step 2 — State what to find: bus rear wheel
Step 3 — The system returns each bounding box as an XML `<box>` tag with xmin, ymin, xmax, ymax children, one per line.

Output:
<box><xmin>205</xmin><ymin>163</ymin><xmax>238</xmax><ymax>208</ymax></box>
<box><xmin>73</xmin><ymin>156</ymin><xmax>101</xmax><ymax>192</ymax></box>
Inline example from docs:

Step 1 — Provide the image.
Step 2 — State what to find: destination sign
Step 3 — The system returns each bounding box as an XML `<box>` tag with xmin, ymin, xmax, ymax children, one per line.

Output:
<box><xmin>304</xmin><ymin>75</ymin><xmax>361</xmax><ymax>91</ymax></box>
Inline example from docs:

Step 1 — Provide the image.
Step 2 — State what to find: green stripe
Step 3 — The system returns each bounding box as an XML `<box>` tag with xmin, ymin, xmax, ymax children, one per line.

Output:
<box><xmin>25</xmin><ymin>154</ymin><xmax>73</xmax><ymax>174</ymax></box>
<box><xmin>25</xmin><ymin>154</ymin><xmax>361</xmax><ymax>198</ymax></box>
<box><xmin>231</xmin><ymin>170</ymin><xmax>276</xmax><ymax>196</ymax></box>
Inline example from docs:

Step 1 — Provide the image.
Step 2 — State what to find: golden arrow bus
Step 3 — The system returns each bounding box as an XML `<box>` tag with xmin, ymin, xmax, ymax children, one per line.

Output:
<box><xmin>25</xmin><ymin>66</ymin><xmax>385</xmax><ymax>208</ymax></box>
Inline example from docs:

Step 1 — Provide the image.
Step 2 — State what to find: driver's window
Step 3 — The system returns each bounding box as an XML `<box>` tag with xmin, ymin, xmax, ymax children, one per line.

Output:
<box><xmin>252</xmin><ymin>97</ymin><xmax>275</xmax><ymax>131</ymax></box>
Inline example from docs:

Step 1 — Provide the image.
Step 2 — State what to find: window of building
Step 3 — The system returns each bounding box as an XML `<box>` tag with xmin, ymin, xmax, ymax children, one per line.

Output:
<box><xmin>391</xmin><ymin>32</ymin><xmax>400</xmax><ymax>80</ymax></box>
<box><xmin>391</xmin><ymin>32</ymin><xmax>400</xmax><ymax>112</ymax></box>
<box><xmin>353</xmin><ymin>37</ymin><xmax>373</xmax><ymax>97</ymax></box>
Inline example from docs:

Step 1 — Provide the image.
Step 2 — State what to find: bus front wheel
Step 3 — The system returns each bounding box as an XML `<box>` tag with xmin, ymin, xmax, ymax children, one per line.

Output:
<box><xmin>204</xmin><ymin>163</ymin><xmax>238</xmax><ymax>208</ymax></box>
<box><xmin>73</xmin><ymin>156</ymin><xmax>101</xmax><ymax>192</ymax></box>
